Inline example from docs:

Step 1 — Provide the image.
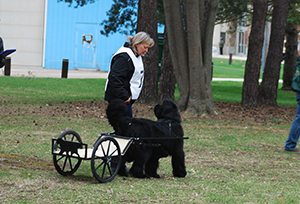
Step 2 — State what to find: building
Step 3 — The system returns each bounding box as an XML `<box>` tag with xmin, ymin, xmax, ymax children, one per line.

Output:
<box><xmin>213</xmin><ymin>22</ymin><xmax>250</xmax><ymax>56</ymax></box>
<box><xmin>0</xmin><ymin>0</ymin><xmax>249</xmax><ymax>71</ymax></box>
<box><xmin>0</xmin><ymin>0</ymin><xmax>45</xmax><ymax>67</ymax></box>
<box><xmin>0</xmin><ymin>0</ymin><xmax>126</xmax><ymax>71</ymax></box>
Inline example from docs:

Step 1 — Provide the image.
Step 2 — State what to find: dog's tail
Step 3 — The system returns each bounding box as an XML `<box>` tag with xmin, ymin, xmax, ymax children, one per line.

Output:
<box><xmin>106</xmin><ymin>98</ymin><xmax>128</xmax><ymax>127</ymax></box>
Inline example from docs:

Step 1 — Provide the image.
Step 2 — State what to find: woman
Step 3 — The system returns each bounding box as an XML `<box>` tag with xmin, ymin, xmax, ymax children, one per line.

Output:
<box><xmin>105</xmin><ymin>31</ymin><xmax>154</xmax><ymax>117</ymax></box>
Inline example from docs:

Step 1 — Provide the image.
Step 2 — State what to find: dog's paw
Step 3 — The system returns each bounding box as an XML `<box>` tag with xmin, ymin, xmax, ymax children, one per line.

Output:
<box><xmin>145</xmin><ymin>172</ymin><xmax>160</xmax><ymax>178</ymax></box>
<box><xmin>129</xmin><ymin>170</ymin><xmax>150</xmax><ymax>178</ymax></box>
<box><xmin>173</xmin><ymin>172</ymin><xmax>187</xmax><ymax>178</ymax></box>
<box><xmin>118</xmin><ymin>168</ymin><xmax>129</xmax><ymax>177</ymax></box>
<box><xmin>151</xmin><ymin>174</ymin><xmax>160</xmax><ymax>178</ymax></box>
<box><xmin>118</xmin><ymin>171</ymin><xmax>128</xmax><ymax>177</ymax></box>
<box><xmin>138</xmin><ymin>174</ymin><xmax>151</xmax><ymax>179</ymax></box>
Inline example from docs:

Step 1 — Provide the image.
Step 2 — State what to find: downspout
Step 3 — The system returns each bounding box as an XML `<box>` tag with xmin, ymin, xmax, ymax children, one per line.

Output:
<box><xmin>42</xmin><ymin>0</ymin><xmax>48</xmax><ymax>68</ymax></box>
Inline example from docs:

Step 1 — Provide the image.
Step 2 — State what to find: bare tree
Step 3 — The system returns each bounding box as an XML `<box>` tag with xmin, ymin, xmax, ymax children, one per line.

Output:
<box><xmin>282</xmin><ymin>1</ymin><xmax>300</xmax><ymax>90</ymax></box>
<box><xmin>241</xmin><ymin>0</ymin><xmax>268</xmax><ymax>107</ymax></box>
<box><xmin>158</xmin><ymin>27</ymin><xmax>175</xmax><ymax>101</ymax></box>
<box><xmin>163</xmin><ymin>0</ymin><xmax>219</xmax><ymax>115</ymax></box>
<box><xmin>136</xmin><ymin>0</ymin><xmax>159</xmax><ymax>103</ymax></box>
<box><xmin>258</xmin><ymin>0</ymin><xmax>289</xmax><ymax>105</ymax></box>
<box><xmin>162</xmin><ymin>0</ymin><xmax>189</xmax><ymax>110</ymax></box>
<box><xmin>282</xmin><ymin>23</ymin><xmax>298</xmax><ymax>90</ymax></box>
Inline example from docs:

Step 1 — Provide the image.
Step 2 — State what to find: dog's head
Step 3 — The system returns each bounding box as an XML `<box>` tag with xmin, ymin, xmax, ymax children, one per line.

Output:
<box><xmin>154</xmin><ymin>99</ymin><xmax>181</xmax><ymax>123</ymax></box>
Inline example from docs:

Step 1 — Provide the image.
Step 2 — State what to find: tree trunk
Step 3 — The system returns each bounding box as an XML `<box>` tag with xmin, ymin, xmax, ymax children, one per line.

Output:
<box><xmin>282</xmin><ymin>23</ymin><xmax>298</xmax><ymax>90</ymax></box>
<box><xmin>227</xmin><ymin>21</ymin><xmax>237</xmax><ymax>54</ymax></box>
<box><xmin>185</xmin><ymin>0</ymin><xmax>204</xmax><ymax>113</ymax></box>
<box><xmin>202</xmin><ymin>0</ymin><xmax>219</xmax><ymax>112</ymax></box>
<box><xmin>241</xmin><ymin>0</ymin><xmax>268</xmax><ymax>107</ymax></box>
<box><xmin>163</xmin><ymin>0</ymin><xmax>218</xmax><ymax>115</ymax></box>
<box><xmin>185</xmin><ymin>0</ymin><xmax>218</xmax><ymax>115</ymax></box>
<box><xmin>257</xmin><ymin>0</ymin><xmax>289</xmax><ymax>106</ymax></box>
<box><xmin>158</xmin><ymin>27</ymin><xmax>176</xmax><ymax>101</ymax></box>
<box><xmin>162</xmin><ymin>0</ymin><xmax>190</xmax><ymax>110</ymax></box>
<box><xmin>137</xmin><ymin>0</ymin><xmax>159</xmax><ymax>104</ymax></box>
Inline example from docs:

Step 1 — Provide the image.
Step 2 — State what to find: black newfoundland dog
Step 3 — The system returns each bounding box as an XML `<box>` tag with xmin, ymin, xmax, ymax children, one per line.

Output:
<box><xmin>106</xmin><ymin>98</ymin><xmax>187</xmax><ymax>178</ymax></box>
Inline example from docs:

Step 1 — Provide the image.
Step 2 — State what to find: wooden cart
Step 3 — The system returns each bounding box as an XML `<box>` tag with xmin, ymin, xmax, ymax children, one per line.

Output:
<box><xmin>52</xmin><ymin>129</ymin><xmax>188</xmax><ymax>183</ymax></box>
<box><xmin>52</xmin><ymin>130</ymin><xmax>133</xmax><ymax>183</ymax></box>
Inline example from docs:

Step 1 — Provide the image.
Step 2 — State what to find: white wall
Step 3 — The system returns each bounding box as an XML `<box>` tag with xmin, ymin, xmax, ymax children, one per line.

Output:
<box><xmin>0</xmin><ymin>0</ymin><xmax>45</xmax><ymax>66</ymax></box>
<box><xmin>213</xmin><ymin>24</ymin><xmax>229</xmax><ymax>55</ymax></box>
<box><xmin>213</xmin><ymin>23</ymin><xmax>249</xmax><ymax>56</ymax></box>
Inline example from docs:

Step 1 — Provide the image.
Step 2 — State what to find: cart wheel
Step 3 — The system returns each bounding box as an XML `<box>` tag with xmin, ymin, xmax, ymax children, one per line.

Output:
<box><xmin>91</xmin><ymin>136</ymin><xmax>121</xmax><ymax>183</ymax></box>
<box><xmin>53</xmin><ymin>130</ymin><xmax>82</xmax><ymax>176</ymax></box>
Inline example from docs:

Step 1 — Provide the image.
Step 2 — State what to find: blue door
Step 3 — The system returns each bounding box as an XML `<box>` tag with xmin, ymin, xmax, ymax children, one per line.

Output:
<box><xmin>75</xmin><ymin>23</ymin><xmax>98</xmax><ymax>69</ymax></box>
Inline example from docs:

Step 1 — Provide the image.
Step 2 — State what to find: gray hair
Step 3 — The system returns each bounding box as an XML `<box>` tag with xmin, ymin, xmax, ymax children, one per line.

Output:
<box><xmin>127</xmin><ymin>32</ymin><xmax>154</xmax><ymax>55</ymax></box>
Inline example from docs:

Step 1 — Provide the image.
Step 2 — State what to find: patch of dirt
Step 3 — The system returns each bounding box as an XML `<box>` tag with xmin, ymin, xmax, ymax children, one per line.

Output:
<box><xmin>0</xmin><ymin>153</ymin><xmax>54</xmax><ymax>172</ymax></box>
<box><xmin>1</xmin><ymin>100</ymin><xmax>296</xmax><ymax>126</ymax></box>
<box><xmin>209</xmin><ymin>101</ymin><xmax>296</xmax><ymax>126</ymax></box>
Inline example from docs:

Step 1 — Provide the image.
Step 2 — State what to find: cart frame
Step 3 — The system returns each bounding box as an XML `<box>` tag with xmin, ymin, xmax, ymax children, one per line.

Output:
<box><xmin>52</xmin><ymin>129</ymin><xmax>188</xmax><ymax>183</ymax></box>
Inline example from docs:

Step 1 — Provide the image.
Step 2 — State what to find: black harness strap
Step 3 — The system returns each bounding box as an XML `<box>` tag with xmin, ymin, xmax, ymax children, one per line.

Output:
<box><xmin>167</xmin><ymin>119</ymin><xmax>180</xmax><ymax>138</ymax></box>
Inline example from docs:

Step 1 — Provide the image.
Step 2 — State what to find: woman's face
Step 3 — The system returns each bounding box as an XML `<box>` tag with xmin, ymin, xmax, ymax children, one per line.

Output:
<box><xmin>136</xmin><ymin>42</ymin><xmax>150</xmax><ymax>56</ymax></box>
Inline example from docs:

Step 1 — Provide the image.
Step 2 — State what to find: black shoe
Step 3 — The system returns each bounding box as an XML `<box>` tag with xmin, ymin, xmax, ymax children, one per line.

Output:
<box><xmin>284</xmin><ymin>148</ymin><xmax>300</xmax><ymax>153</ymax></box>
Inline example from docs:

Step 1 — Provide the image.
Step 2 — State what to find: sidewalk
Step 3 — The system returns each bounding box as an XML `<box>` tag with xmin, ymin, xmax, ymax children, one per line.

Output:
<box><xmin>0</xmin><ymin>65</ymin><xmax>108</xmax><ymax>79</ymax></box>
<box><xmin>0</xmin><ymin>54</ymin><xmax>247</xmax><ymax>79</ymax></box>
<box><xmin>213</xmin><ymin>54</ymin><xmax>247</xmax><ymax>61</ymax></box>
<box><xmin>213</xmin><ymin>78</ymin><xmax>283</xmax><ymax>83</ymax></box>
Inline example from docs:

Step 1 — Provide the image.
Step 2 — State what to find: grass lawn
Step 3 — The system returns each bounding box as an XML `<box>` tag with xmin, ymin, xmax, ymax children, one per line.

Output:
<box><xmin>0</xmin><ymin>62</ymin><xmax>299</xmax><ymax>203</ymax></box>
<box><xmin>212</xmin><ymin>58</ymin><xmax>284</xmax><ymax>79</ymax></box>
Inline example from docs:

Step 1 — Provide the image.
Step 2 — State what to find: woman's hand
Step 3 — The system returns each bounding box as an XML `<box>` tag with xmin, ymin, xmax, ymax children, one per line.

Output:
<box><xmin>125</xmin><ymin>98</ymin><xmax>131</xmax><ymax>103</ymax></box>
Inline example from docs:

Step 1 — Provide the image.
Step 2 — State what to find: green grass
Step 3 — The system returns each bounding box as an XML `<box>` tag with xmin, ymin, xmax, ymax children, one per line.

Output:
<box><xmin>0</xmin><ymin>77</ymin><xmax>106</xmax><ymax>105</ymax></box>
<box><xmin>212</xmin><ymin>58</ymin><xmax>246</xmax><ymax>78</ymax></box>
<box><xmin>1</xmin><ymin>76</ymin><xmax>295</xmax><ymax>107</ymax></box>
<box><xmin>211</xmin><ymin>81</ymin><xmax>296</xmax><ymax>106</ymax></box>
<box><xmin>0</xmin><ymin>62</ymin><xmax>298</xmax><ymax>203</ymax></box>
<box><xmin>212</xmin><ymin>58</ymin><xmax>284</xmax><ymax>79</ymax></box>
<box><xmin>0</xmin><ymin>107</ymin><xmax>298</xmax><ymax>203</ymax></box>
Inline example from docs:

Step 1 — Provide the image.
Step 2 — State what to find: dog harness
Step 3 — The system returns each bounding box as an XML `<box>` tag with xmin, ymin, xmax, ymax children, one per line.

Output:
<box><xmin>134</xmin><ymin>119</ymin><xmax>181</xmax><ymax>147</ymax></box>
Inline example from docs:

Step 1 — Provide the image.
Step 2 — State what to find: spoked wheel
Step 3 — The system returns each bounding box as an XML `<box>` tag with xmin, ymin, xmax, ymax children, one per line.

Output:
<box><xmin>53</xmin><ymin>130</ymin><xmax>82</xmax><ymax>176</ymax></box>
<box><xmin>91</xmin><ymin>136</ymin><xmax>121</xmax><ymax>183</ymax></box>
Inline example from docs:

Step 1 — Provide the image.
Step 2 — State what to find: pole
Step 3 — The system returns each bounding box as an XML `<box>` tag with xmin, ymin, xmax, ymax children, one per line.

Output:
<box><xmin>4</xmin><ymin>57</ymin><xmax>11</xmax><ymax>76</ymax></box>
<box><xmin>61</xmin><ymin>59</ymin><xmax>69</xmax><ymax>78</ymax></box>
<box><xmin>229</xmin><ymin>53</ymin><xmax>233</xmax><ymax>65</ymax></box>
